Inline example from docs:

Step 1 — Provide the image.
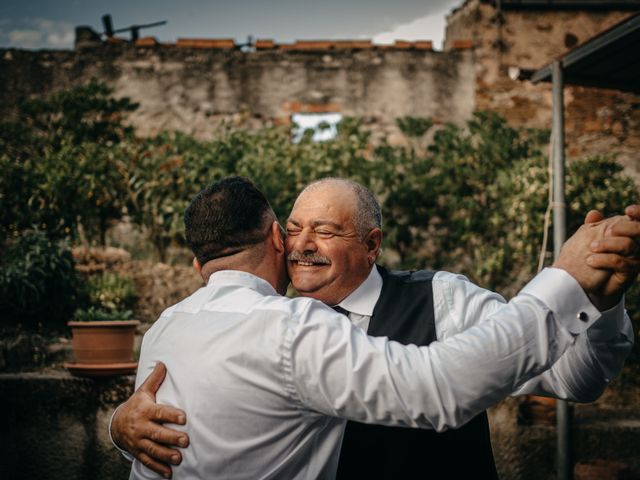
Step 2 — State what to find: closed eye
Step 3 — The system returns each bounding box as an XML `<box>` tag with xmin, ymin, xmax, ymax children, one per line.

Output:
<box><xmin>286</xmin><ymin>226</ymin><xmax>302</xmax><ymax>236</ymax></box>
<box><xmin>315</xmin><ymin>230</ymin><xmax>336</xmax><ymax>239</ymax></box>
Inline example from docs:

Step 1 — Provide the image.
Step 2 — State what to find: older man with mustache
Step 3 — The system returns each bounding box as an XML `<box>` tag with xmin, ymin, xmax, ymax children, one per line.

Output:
<box><xmin>111</xmin><ymin>177</ymin><xmax>638</xmax><ymax>479</ymax></box>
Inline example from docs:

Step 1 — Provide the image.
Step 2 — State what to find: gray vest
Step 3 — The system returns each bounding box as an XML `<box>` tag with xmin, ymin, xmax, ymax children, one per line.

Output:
<box><xmin>336</xmin><ymin>266</ymin><xmax>498</xmax><ymax>479</ymax></box>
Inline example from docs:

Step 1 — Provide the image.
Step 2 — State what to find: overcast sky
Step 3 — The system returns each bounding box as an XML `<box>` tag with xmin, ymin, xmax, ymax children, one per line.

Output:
<box><xmin>0</xmin><ymin>0</ymin><xmax>464</xmax><ymax>51</ymax></box>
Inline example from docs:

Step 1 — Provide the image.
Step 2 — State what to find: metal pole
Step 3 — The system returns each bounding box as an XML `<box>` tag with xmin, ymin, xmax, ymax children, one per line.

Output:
<box><xmin>102</xmin><ymin>14</ymin><xmax>114</xmax><ymax>38</ymax></box>
<box><xmin>552</xmin><ymin>59</ymin><xmax>571</xmax><ymax>480</ymax></box>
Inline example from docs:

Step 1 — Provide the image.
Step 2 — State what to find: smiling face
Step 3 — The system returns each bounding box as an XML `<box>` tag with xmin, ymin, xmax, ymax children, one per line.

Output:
<box><xmin>286</xmin><ymin>181</ymin><xmax>381</xmax><ymax>305</ymax></box>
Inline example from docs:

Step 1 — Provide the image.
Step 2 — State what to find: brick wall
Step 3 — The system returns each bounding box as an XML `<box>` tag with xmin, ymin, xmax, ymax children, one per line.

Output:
<box><xmin>444</xmin><ymin>0</ymin><xmax>640</xmax><ymax>182</ymax></box>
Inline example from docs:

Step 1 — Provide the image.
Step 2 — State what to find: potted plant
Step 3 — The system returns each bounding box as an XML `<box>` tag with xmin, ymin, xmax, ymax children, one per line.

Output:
<box><xmin>65</xmin><ymin>271</ymin><xmax>140</xmax><ymax>377</ymax></box>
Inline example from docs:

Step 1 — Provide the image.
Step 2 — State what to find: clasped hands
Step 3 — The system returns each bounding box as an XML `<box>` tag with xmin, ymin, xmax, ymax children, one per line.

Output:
<box><xmin>555</xmin><ymin>205</ymin><xmax>640</xmax><ymax>311</ymax></box>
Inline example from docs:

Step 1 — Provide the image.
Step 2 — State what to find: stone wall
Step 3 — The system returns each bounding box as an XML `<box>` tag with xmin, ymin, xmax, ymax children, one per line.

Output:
<box><xmin>444</xmin><ymin>0</ymin><xmax>640</xmax><ymax>182</ymax></box>
<box><xmin>2</xmin><ymin>3</ymin><xmax>638</xmax><ymax>178</ymax></box>
<box><xmin>0</xmin><ymin>372</ymin><xmax>133</xmax><ymax>480</ymax></box>
<box><xmin>0</xmin><ymin>40</ymin><xmax>475</xmax><ymax>142</ymax></box>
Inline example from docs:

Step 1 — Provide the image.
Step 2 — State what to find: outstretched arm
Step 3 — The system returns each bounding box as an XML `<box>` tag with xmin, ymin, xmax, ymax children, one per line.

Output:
<box><xmin>110</xmin><ymin>362</ymin><xmax>189</xmax><ymax>478</ymax></box>
<box><xmin>440</xmin><ymin>209</ymin><xmax>639</xmax><ymax>401</ymax></box>
<box><xmin>286</xmin><ymin>218</ymin><xmax>628</xmax><ymax>429</ymax></box>
<box><xmin>291</xmin><ymin>266</ymin><xmax>598</xmax><ymax>430</ymax></box>
<box><xmin>514</xmin><ymin>209</ymin><xmax>640</xmax><ymax>399</ymax></box>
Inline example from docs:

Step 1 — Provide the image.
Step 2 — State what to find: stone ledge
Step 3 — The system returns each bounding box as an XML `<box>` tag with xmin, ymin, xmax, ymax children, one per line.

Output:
<box><xmin>0</xmin><ymin>371</ymin><xmax>134</xmax><ymax>415</ymax></box>
<box><xmin>0</xmin><ymin>371</ymin><xmax>135</xmax><ymax>480</ymax></box>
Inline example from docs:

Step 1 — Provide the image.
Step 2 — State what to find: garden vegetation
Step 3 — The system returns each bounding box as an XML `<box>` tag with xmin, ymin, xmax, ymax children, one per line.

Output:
<box><xmin>1</xmin><ymin>82</ymin><xmax>637</xmax><ymax>362</ymax></box>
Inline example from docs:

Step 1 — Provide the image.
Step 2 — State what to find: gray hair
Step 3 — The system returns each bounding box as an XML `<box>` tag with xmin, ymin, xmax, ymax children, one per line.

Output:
<box><xmin>301</xmin><ymin>178</ymin><xmax>382</xmax><ymax>238</ymax></box>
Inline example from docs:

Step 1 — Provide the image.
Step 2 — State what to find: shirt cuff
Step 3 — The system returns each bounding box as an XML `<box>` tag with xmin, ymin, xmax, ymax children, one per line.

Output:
<box><xmin>520</xmin><ymin>267</ymin><xmax>601</xmax><ymax>335</ymax></box>
<box><xmin>108</xmin><ymin>404</ymin><xmax>135</xmax><ymax>462</ymax></box>
<box><xmin>586</xmin><ymin>295</ymin><xmax>626</xmax><ymax>342</ymax></box>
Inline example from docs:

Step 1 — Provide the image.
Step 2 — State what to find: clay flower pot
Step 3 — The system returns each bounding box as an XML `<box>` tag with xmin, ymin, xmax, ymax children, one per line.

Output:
<box><xmin>65</xmin><ymin>320</ymin><xmax>140</xmax><ymax>377</ymax></box>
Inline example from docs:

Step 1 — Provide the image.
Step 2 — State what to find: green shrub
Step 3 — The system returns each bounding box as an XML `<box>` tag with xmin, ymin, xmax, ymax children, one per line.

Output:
<box><xmin>2</xmin><ymin>81</ymin><xmax>637</xmax><ymax>356</ymax></box>
<box><xmin>72</xmin><ymin>271</ymin><xmax>137</xmax><ymax>321</ymax></box>
<box><xmin>0</xmin><ymin>81</ymin><xmax>137</xmax><ymax>244</ymax></box>
<box><xmin>0</xmin><ymin>230</ymin><xmax>81</xmax><ymax>326</ymax></box>
<box><xmin>86</xmin><ymin>271</ymin><xmax>136</xmax><ymax>313</ymax></box>
<box><xmin>72</xmin><ymin>306</ymin><xmax>133</xmax><ymax>322</ymax></box>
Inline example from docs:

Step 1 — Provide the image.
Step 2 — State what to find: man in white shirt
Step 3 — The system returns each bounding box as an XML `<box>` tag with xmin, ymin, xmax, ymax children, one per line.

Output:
<box><xmin>112</xmin><ymin>177</ymin><xmax>638</xmax><ymax>479</ymax></box>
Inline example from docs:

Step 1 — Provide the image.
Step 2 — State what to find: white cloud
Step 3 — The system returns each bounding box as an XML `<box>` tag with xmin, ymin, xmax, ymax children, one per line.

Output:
<box><xmin>4</xmin><ymin>18</ymin><xmax>74</xmax><ymax>49</ymax></box>
<box><xmin>370</xmin><ymin>10</ymin><xmax>450</xmax><ymax>50</ymax></box>
<box><xmin>9</xmin><ymin>29</ymin><xmax>44</xmax><ymax>47</ymax></box>
<box><xmin>46</xmin><ymin>30</ymin><xmax>75</xmax><ymax>47</ymax></box>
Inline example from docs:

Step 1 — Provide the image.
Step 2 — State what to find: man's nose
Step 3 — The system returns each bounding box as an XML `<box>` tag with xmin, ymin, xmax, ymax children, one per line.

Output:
<box><xmin>293</xmin><ymin>229</ymin><xmax>317</xmax><ymax>252</ymax></box>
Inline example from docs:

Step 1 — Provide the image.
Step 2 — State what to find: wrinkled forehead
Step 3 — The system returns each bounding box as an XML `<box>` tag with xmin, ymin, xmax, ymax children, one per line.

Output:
<box><xmin>288</xmin><ymin>183</ymin><xmax>358</xmax><ymax>226</ymax></box>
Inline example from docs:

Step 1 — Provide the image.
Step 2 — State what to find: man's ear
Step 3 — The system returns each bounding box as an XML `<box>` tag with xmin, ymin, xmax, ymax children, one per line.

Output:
<box><xmin>271</xmin><ymin>221</ymin><xmax>285</xmax><ymax>254</ymax></box>
<box><xmin>364</xmin><ymin>228</ymin><xmax>383</xmax><ymax>265</ymax></box>
<box><xmin>193</xmin><ymin>257</ymin><xmax>202</xmax><ymax>273</ymax></box>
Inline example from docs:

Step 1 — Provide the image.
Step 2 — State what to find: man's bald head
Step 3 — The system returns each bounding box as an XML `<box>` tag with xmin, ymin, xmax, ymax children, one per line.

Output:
<box><xmin>300</xmin><ymin>178</ymin><xmax>381</xmax><ymax>239</ymax></box>
<box><xmin>286</xmin><ymin>178</ymin><xmax>383</xmax><ymax>305</ymax></box>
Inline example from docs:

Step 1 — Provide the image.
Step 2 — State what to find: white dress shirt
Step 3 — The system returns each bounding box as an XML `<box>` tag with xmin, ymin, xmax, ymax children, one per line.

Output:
<box><xmin>335</xmin><ymin>266</ymin><xmax>633</xmax><ymax>401</ymax></box>
<box><xmin>128</xmin><ymin>267</ymin><xmax>622</xmax><ymax>479</ymax></box>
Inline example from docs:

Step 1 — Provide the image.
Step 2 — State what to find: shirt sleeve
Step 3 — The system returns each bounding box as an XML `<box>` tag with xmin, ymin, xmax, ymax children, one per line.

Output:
<box><xmin>285</xmin><ymin>269</ymin><xmax>599</xmax><ymax>432</ymax></box>
<box><xmin>434</xmin><ymin>268</ymin><xmax>634</xmax><ymax>402</ymax></box>
<box><xmin>108</xmin><ymin>405</ymin><xmax>135</xmax><ymax>462</ymax></box>
<box><xmin>512</xmin><ymin>298</ymin><xmax>634</xmax><ymax>400</ymax></box>
<box><xmin>109</xmin><ymin>331</ymin><xmax>155</xmax><ymax>464</ymax></box>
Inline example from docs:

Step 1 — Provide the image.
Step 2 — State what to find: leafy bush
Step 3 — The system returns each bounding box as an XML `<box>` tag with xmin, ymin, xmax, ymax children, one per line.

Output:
<box><xmin>120</xmin><ymin>119</ymin><xmax>379</xmax><ymax>259</ymax></box>
<box><xmin>2</xmin><ymin>82</ymin><xmax>638</xmax><ymax>354</ymax></box>
<box><xmin>72</xmin><ymin>271</ymin><xmax>136</xmax><ymax>321</ymax></box>
<box><xmin>16</xmin><ymin>79</ymin><xmax>137</xmax><ymax>147</ymax></box>
<box><xmin>0</xmin><ymin>81</ymin><xmax>137</xmax><ymax>244</ymax></box>
<box><xmin>0</xmin><ymin>230</ymin><xmax>81</xmax><ymax>326</ymax></box>
<box><xmin>86</xmin><ymin>271</ymin><xmax>136</xmax><ymax>313</ymax></box>
<box><xmin>72</xmin><ymin>306</ymin><xmax>133</xmax><ymax>322</ymax></box>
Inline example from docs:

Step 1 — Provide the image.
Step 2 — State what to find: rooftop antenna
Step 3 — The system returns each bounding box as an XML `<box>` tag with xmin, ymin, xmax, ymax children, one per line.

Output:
<box><xmin>237</xmin><ymin>35</ymin><xmax>254</xmax><ymax>52</ymax></box>
<box><xmin>101</xmin><ymin>14</ymin><xmax>167</xmax><ymax>42</ymax></box>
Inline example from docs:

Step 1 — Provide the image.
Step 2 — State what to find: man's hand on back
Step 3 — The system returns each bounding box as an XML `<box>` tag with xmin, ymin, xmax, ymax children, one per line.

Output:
<box><xmin>111</xmin><ymin>362</ymin><xmax>189</xmax><ymax>479</ymax></box>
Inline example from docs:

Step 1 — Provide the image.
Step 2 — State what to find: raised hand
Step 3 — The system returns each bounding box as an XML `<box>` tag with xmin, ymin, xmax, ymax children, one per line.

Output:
<box><xmin>553</xmin><ymin>217</ymin><xmax>617</xmax><ymax>306</ymax></box>
<box><xmin>586</xmin><ymin>205</ymin><xmax>640</xmax><ymax>307</ymax></box>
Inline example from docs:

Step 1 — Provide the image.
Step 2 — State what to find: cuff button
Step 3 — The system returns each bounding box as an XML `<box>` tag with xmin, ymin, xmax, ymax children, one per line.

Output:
<box><xmin>577</xmin><ymin>311</ymin><xmax>589</xmax><ymax>322</ymax></box>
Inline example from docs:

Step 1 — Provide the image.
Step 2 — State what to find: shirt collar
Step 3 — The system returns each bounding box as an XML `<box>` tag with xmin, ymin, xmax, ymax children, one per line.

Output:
<box><xmin>207</xmin><ymin>270</ymin><xmax>278</xmax><ymax>297</ymax></box>
<box><xmin>336</xmin><ymin>265</ymin><xmax>382</xmax><ymax>317</ymax></box>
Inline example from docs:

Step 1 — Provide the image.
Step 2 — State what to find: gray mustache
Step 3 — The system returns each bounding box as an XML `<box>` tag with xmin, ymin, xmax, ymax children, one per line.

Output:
<box><xmin>287</xmin><ymin>251</ymin><xmax>332</xmax><ymax>265</ymax></box>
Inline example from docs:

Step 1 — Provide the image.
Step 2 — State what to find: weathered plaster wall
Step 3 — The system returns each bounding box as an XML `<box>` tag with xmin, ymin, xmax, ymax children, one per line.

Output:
<box><xmin>0</xmin><ymin>43</ymin><xmax>476</xmax><ymax>142</ymax></box>
<box><xmin>1</xmin><ymin>3</ymin><xmax>638</xmax><ymax>176</ymax></box>
<box><xmin>444</xmin><ymin>1</ymin><xmax>640</xmax><ymax>181</ymax></box>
